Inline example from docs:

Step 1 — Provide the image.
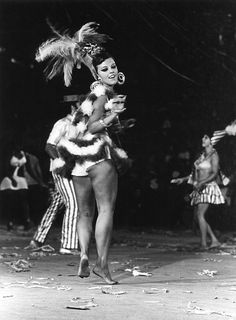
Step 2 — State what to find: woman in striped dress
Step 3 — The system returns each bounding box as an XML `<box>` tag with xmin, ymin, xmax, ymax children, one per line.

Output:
<box><xmin>172</xmin><ymin>134</ymin><xmax>224</xmax><ymax>249</ymax></box>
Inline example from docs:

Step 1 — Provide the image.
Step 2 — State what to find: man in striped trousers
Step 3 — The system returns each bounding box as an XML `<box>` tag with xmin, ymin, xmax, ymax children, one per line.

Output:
<box><xmin>25</xmin><ymin>95</ymin><xmax>81</xmax><ymax>254</ymax></box>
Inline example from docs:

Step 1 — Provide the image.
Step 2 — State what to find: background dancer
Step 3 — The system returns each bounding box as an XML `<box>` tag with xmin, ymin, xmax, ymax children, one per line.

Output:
<box><xmin>26</xmin><ymin>95</ymin><xmax>81</xmax><ymax>254</ymax></box>
<box><xmin>171</xmin><ymin>133</ymin><xmax>225</xmax><ymax>249</ymax></box>
<box><xmin>36</xmin><ymin>22</ymin><xmax>129</xmax><ymax>284</ymax></box>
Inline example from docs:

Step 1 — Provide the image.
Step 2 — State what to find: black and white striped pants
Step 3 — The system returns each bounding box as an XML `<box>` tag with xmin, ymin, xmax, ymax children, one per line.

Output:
<box><xmin>33</xmin><ymin>173</ymin><xmax>78</xmax><ymax>249</ymax></box>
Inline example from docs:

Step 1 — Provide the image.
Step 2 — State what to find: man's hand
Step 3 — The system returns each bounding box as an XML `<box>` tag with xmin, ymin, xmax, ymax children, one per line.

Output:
<box><xmin>111</xmin><ymin>95</ymin><xmax>127</xmax><ymax>113</ymax></box>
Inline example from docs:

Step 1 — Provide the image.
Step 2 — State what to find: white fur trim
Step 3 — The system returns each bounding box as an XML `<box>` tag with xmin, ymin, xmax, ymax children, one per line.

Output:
<box><xmin>80</xmin><ymin>99</ymin><xmax>93</xmax><ymax>116</ymax></box>
<box><xmin>58</xmin><ymin>138</ymin><xmax>104</xmax><ymax>156</ymax></box>
<box><xmin>114</xmin><ymin>148</ymin><xmax>128</xmax><ymax>159</ymax></box>
<box><xmin>92</xmin><ymin>84</ymin><xmax>106</xmax><ymax>97</ymax></box>
<box><xmin>76</xmin><ymin>121</ymin><xmax>87</xmax><ymax>133</ymax></box>
<box><xmin>83</xmin><ymin>132</ymin><xmax>98</xmax><ymax>141</ymax></box>
<box><xmin>66</xmin><ymin>122</ymin><xmax>87</xmax><ymax>139</ymax></box>
<box><xmin>225</xmin><ymin>123</ymin><xmax>236</xmax><ymax>136</ymax></box>
<box><xmin>104</xmin><ymin>99</ymin><xmax>113</xmax><ymax>110</ymax></box>
<box><xmin>51</xmin><ymin>158</ymin><xmax>66</xmax><ymax>171</ymax></box>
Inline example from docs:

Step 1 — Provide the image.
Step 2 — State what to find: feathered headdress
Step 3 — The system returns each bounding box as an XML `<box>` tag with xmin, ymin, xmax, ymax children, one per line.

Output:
<box><xmin>35</xmin><ymin>22</ymin><xmax>111</xmax><ymax>87</ymax></box>
<box><xmin>210</xmin><ymin>120</ymin><xmax>236</xmax><ymax>145</ymax></box>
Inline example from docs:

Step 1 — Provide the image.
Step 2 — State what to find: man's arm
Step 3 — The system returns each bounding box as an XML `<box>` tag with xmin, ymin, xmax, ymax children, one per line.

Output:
<box><xmin>46</xmin><ymin>118</ymin><xmax>66</xmax><ymax>159</ymax></box>
<box><xmin>45</xmin><ymin>143</ymin><xmax>59</xmax><ymax>160</ymax></box>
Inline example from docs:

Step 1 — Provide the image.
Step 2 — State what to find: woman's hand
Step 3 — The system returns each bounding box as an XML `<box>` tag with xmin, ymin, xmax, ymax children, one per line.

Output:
<box><xmin>112</xmin><ymin>108</ymin><xmax>126</xmax><ymax>115</ymax></box>
<box><xmin>194</xmin><ymin>181</ymin><xmax>205</xmax><ymax>192</ymax></box>
<box><xmin>171</xmin><ymin>178</ymin><xmax>184</xmax><ymax>185</ymax></box>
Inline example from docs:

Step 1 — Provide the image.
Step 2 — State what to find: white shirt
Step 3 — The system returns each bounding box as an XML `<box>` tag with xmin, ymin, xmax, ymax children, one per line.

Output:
<box><xmin>47</xmin><ymin>115</ymin><xmax>74</xmax><ymax>146</ymax></box>
<box><xmin>47</xmin><ymin>115</ymin><xmax>75</xmax><ymax>172</ymax></box>
<box><xmin>0</xmin><ymin>167</ymin><xmax>28</xmax><ymax>191</ymax></box>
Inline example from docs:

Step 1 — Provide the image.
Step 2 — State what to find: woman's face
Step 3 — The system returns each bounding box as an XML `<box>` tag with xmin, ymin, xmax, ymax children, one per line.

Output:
<box><xmin>96</xmin><ymin>57</ymin><xmax>118</xmax><ymax>87</ymax></box>
<box><xmin>202</xmin><ymin>134</ymin><xmax>211</xmax><ymax>147</ymax></box>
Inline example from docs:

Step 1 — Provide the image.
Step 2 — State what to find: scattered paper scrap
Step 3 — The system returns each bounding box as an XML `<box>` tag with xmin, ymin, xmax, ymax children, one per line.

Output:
<box><xmin>32</xmin><ymin>245</ymin><xmax>55</xmax><ymax>252</ymax></box>
<box><xmin>57</xmin><ymin>285</ymin><xmax>72</xmax><ymax>291</ymax></box>
<box><xmin>144</xmin><ymin>300</ymin><xmax>163</xmax><ymax>305</ymax></box>
<box><xmin>216</xmin><ymin>251</ymin><xmax>230</xmax><ymax>256</ymax></box>
<box><xmin>124</xmin><ymin>266</ymin><xmax>152</xmax><ymax>277</ymax></box>
<box><xmin>197</xmin><ymin>269</ymin><xmax>218</xmax><ymax>277</ymax></box>
<box><xmin>143</xmin><ymin>288</ymin><xmax>169</xmax><ymax>294</ymax></box>
<box><xmin>67</xmin><ymin>297</ymin><xmax>98</xmax><ymax>310</ymax></box>
<box><xmin>132</xmin><ymin>270</ymin><xmax>152</xmax><ymax>277</ymax></box>
<box><xmin>66</xmin><ymin>305</ymin><xmax>91</xmax><ymax>310</ymax></box>
<box><xmin>4</xmin><ymin>259</ymin><xmax>32</xmax><ymax>272</ymax></box>
<box><xmin>101</xmin><ymin>287</ymin><xmax>127</xmax><ymax>295</ymax></box>
<box><xmin>187</xmin><ymin>302</ymin><xmax>232</xmax><ymax>317</ymax></box>
<box><xmin>88</xmin><ymin>285</ymin><xmax>112</xmax><ymax>290</ymax></box>
<box><xmin>70</xmin><ymin>297</ymin><xmax>94</xmax><ymax>303</ymax></box>
<box><xmin>203</xmin><ymin>258</ymin><xmax>222</xmax><ymax>262</ymax></box>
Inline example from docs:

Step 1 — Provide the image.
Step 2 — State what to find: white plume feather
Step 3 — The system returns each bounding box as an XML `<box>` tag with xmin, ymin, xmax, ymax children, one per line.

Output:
<box><xmin>225</xmin><ymin>120</ymin><xmax>236</xmax><ymax>136</ymax></box>
<box><xmin>36</xmin><ymin>21</ymin><xmax>111</xmax><ymax>86</ymax></box>
<box><xmin>36</xmin><ymin>37</ymin><xmax>77</xmax><ymax>62</ymax></box>
<box><xmin>74</xmin><ymin>22</ymin><xmax>98</xmax><ymax>42</ymax></box>
<box><xmin>63</xmin><ymin>60</ymin><xmax>75</xmax><ymax>87</ymax></box>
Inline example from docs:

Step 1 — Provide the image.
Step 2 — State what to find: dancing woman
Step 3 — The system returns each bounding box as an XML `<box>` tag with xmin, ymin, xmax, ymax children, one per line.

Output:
<box><xmin>36</xmin><ymin>22</ymin><xmax>129</xmax><ymax>284</ymax></box>
<box><xmin>172</xmin><ymin>134</ymin><xmax>224</xmax><ymax>249</ymax></box>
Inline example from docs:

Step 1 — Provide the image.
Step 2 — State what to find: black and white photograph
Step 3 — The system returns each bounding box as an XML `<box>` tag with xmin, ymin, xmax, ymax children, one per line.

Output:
<box><xmin>0</xmin><ymin>0</ymin><xmax>236</xmax><ymax>319</ymax></box>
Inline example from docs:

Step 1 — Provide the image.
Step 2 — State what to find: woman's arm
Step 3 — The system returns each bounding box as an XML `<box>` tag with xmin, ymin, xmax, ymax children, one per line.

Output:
<box><xmin>171</xmin><ymin>175</ymin><xmax>191</xmax><ymax>184</ymax></box>
<box><xmin>87</xmin><ymin>95</ymin><xmax>125</xmax><ymax>134</ymax></box>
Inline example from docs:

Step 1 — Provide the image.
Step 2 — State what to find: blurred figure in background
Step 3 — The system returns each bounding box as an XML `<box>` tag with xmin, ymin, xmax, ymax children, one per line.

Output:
<box><xmin>168</xmin><ymin>148</ymin><xmax>192</xmax><ymax>228</ymax></box>
<box><xmin>0</xmin><ymin>149</ymin><xmax>32</xmax><ymax>231</ymax></box>
<box><xmin>20</xmin><ymin>148</ymin><xmax>48</xmax><ymax>225</ymax></box>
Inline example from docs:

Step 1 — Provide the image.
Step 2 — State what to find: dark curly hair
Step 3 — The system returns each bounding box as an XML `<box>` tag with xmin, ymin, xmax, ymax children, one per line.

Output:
<box><xmin>92</xmin><ymin>50</ymin><xmax>114</xmax><ymax>71</ymax></box>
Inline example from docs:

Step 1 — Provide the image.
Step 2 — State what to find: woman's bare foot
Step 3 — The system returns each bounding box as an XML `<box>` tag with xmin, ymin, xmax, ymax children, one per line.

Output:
<box><xmin>196</xmin><ymin>245</ymin><xmax>208</xmax><ymax>252</ymax></box>
<box><xmin>208</xmin><ymin>241</ymin><xmax>221</xmax><ymax>249</ymax></box>
<box><xmin>93</xmin><ymin>264</ymin><xmax>118</xmax><ymax>285</ymax></box>
<box><xmin>78</xmin><ymin>255</ymin><xmax>90</xmax><ymax>278</ymax></box>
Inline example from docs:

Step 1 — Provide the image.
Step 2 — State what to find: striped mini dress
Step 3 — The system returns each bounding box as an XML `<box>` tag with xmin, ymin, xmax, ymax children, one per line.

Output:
<box><xmin>190</xmin><ymin>181</ymin><xmax>225</xmax><ymax>206</ymax></box>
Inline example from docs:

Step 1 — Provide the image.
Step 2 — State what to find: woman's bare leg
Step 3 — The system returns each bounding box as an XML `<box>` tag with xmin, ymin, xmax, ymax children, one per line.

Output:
<box><xmin>196</xmin><ymin>203</ymin><xmax>209</xmax><ymax>248</ymax></box>
<box><xmin>196</xmin><ymin>203</ymin><xmax>219</xmax><ymax>248</ymax></box>
<box><xmin>87</xmin><ymin>160</ymin><xmax>118</xmax><ymax>284</ymax></box>
<box><xmin>207</xmin><ymin>224</ymin><xmax>221</xmax><ymax>248</ymax></box>
<box><xmin>72</xmin><ymin>176</ymin><xmax>95</xmax><ymax>278</ymax></box>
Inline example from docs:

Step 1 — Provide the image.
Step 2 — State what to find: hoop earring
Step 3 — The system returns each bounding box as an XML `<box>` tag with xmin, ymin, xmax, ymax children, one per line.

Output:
<box><xmin>117</xmin><ymin>72</ymin><xmax>125</xmax><ymax>85</ymax></box>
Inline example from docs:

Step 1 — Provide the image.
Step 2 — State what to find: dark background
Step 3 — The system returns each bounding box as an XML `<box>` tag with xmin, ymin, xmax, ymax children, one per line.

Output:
<box><xmin>0</xmin><ymin>0</ymin><xmax>236</xmax><ymax>229</ymax></box>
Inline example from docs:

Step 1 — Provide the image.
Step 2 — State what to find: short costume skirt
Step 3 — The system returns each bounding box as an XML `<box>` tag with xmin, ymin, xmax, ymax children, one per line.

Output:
<box><xmin>72</xmin><ymin>146</ymin><xmax>111</xmax><ymax>177</ymax></box>
<box><xmin>190</xmin><ymin>181</ymin><xmax>225</xmax><ymax>206</ymax></box>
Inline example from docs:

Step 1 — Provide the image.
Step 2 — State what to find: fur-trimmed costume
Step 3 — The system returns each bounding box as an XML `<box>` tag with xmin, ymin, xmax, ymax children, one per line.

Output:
<box><xmin>53</xmin><ymin>84</ymin><xmax>129</xmax><ymax>178</ymax></box>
